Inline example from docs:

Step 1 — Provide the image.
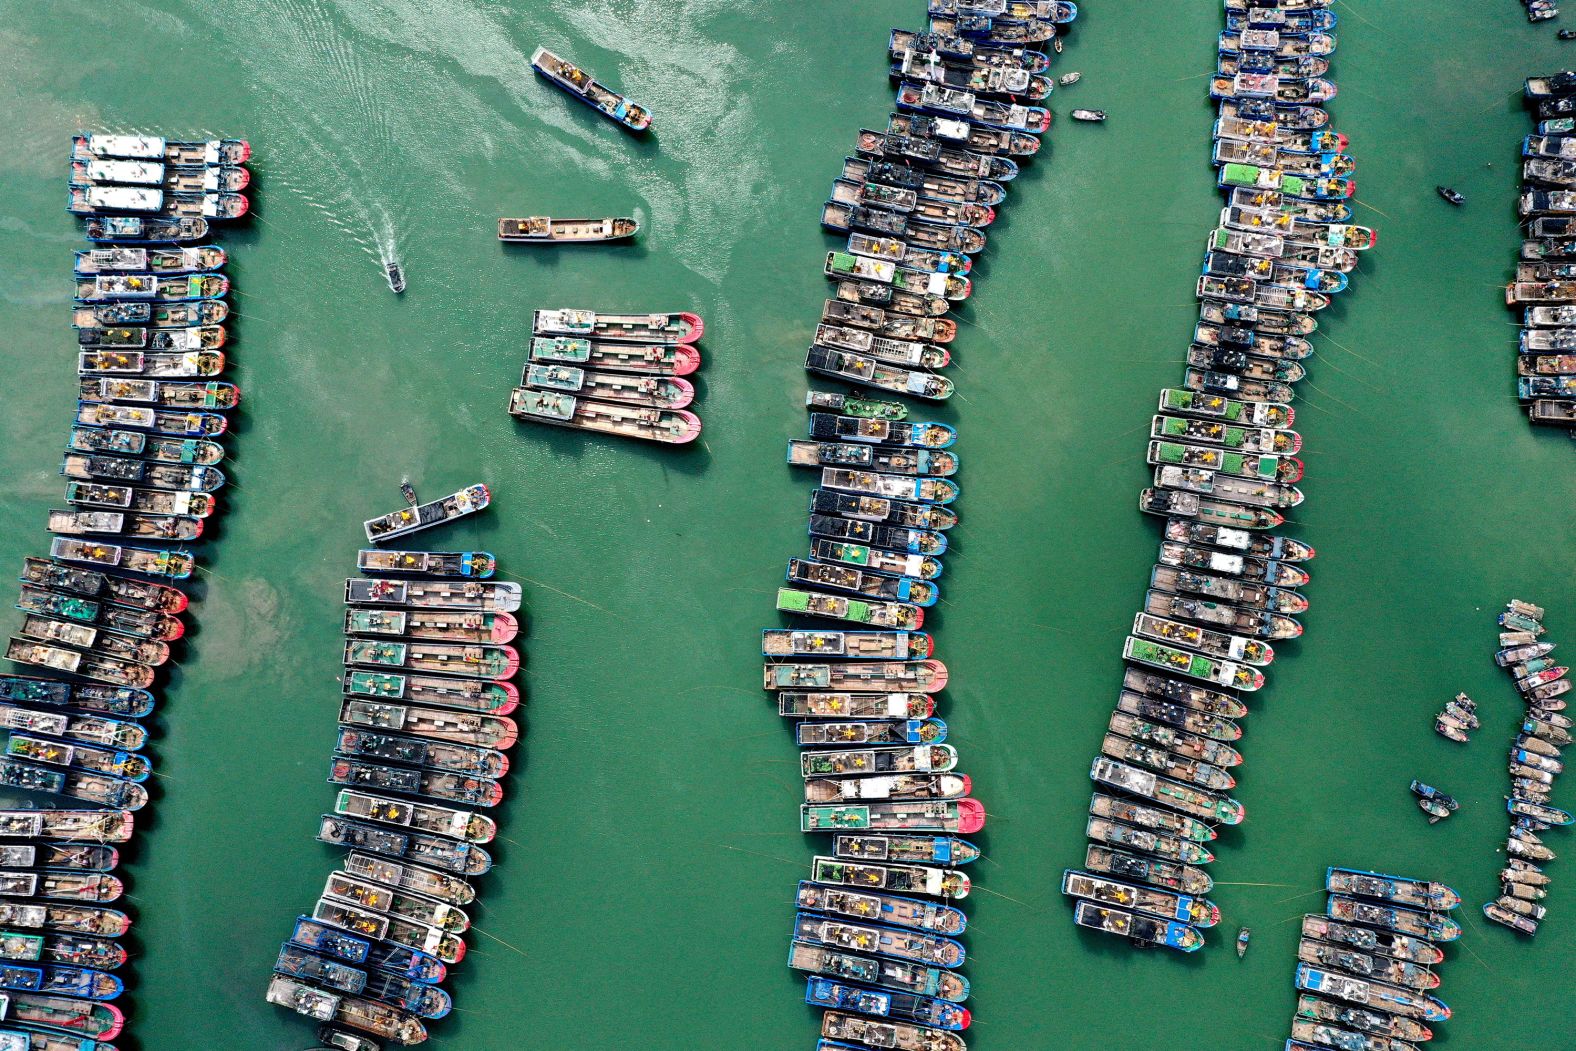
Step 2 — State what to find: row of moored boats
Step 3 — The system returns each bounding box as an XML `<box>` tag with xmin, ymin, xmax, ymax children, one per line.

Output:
<box><xmin>265</xmin><ymin>537</ymin><xmax>523</xmax><ymax>1048</ymax></box>
<box><xmin>1506</xmin><ymin>72</ymin><xmax>1576</xmax><ymax>432</ymax></box>
<box><xmin>507</xmin><ymin>309</ymin><xmax>704</xmax><ymax>444</ymax></box>
<box><xmin>1276</xmin><ymin>866</ymin><xmax>1459</xmax><ymax>1051</ymax></box>
<box><xmin>1482</xmin><ymin>598</ymin><xmax>1571</xmax><ymax>937</ymax></box>
<box><xmin>0</xmin><ymin>132</ymin><xmax>251</xmax><ymax>1051</ymax></box>
<box><xmin>1063</xmin><ymin>0</ymin><xmax>1374</xmax><ymax>954</ymax></box>
<box><xmin>769</xmin><ymin>3</ymin><xmax>1078</xmax><ymax>1049</ymax></box>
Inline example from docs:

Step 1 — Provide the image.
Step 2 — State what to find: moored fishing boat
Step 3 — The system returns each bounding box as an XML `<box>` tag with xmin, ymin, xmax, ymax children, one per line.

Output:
<box><xmin>73</xmin><ymin>298</ymin><xmax>228</xmax><ymax>328</ymax></box>
<box><xmin>49</xmin><ymin>537</ymin><xmax>194</xmax><ymax>579</ymax></box>
<box><xmin>800</xmin><ymin>719</ymin><xmax>947</xmax><ymax>747</ymax></box>
<box><xmin>83</xmin><ymin>214</ymin><xmax>208</xmax><ymax>242</ymax></box>
<box><xmin>854</xmin><ymin>129</ymin><xmax>1019</xmax><ymax>182</ymax></box>
<box><xmin>342</xmin><ymin>670</ymin><xmax>517</xmax><ymax>715</ymax></box>
<box><xmin>508</xmin><ymin>387</ymin><xmax>701</xmax><ymax>444</ymax></box>
<box><xmin>1089</xmin><ymin>756</ymin><xmax>1245</xmax><ymax>824</ymax></box>
<box><xmin>344</xmin><ymin>640</ymin><xmax>518</xmax><ymax>681</ymax></box>
<box><xmin>77</xmin><ymin>349</ymin><xmax>225</xmax><ymax>379</ymax></box>
<box><xmin>528</xmin><ymin>335</ymin><xmax>700</xmax><ymax>376</ymax></box>
<box><xmin>1164</xmin><ymin>518</ymin><xmax>1314</xmax><ymax>561</ymax></box>
<box><xmin>21</xmin><ymin>556</ymin><xmax>188</xmax><ymax>612</ymax></box>
<box><xmin>74</xmin><ymin>245</ymin><xmax>227</xmax><ymax>275</ymax></box>
<box><xmin>530</xmin><ymin>48</ymin><xmax>650</xmax><ymax>132</ymax></box>
<box><xmin>812</xmin><ymin>854</ymin><xmax>969</xmax><ymax>899</ymax></box>
<box><xmin>1288</xmin><ymin>1019</ymin><xmax>1419</xmax><ymax>1051</ymax></box>
<box><xmin>1327</xmin><ymin>867</ymin><xmax>1460</xmax><ymax>910</ymax></box>
<box><xmin>846</xmin><ymin>234</ymin><xmax>971</xmax><ymax>277</ymax></box>
<box><xmin>338</xmin><ymin>699</ymin><xmax>518</xmax><ymax>750</ymax></box>
<box><xmin>806</xmin><ymin>976</ymin><xmax>969</xmax><ymax>1031</ymax></box>
<box><xmin>1301</xmin><ymin>914</ymin><xmax>1444</xmax><ymax>965</ymax></box>
<box><xmin>823</xmin><ymin>298</ymin><xmax>957</xmax><ymax>344</ymax></box>
<box><xmin>1295</xmin><ymin>995</ymin><xmax>1433</xmax><ymax>1044</ymax></box>
<box><xmin>765</xmin><ymin>629</ymin><xmax>933</xmax><ymax>660</ymax></box>
<box><xmin>765</xmin><ymin>659</ymin><xmax>947</xmax><ymax>692</ymax></box>
<box><xmin>803</xmin><ymin>744</ymin><xmax>958</xmax><ymax>780</ymax></box>
<box><xmin>17</xmin><ymin>584</ymin><xmax>182</xmax><ymax>640</ymax></box>
<box><xmin>1158</xmin><ymin>539</ymin><xmax>1309</xmax><ymax>587</ymax></box>
<box><xmin>344</xmin><ymin>607</ymin><xmax>517</xmax><ymax>645</ymax></box>
<box><xmin>1072</xmin><ymin>900</ymin><xmax>1202</xmax><ymax>952</ymax></box>
<box><xmin>1115</xmin><ymin>690</ymin><xmax>1241</xmax><ymax>742</ymax></box>
<box><xmin>833</xmin><ymin>278</ymin><xmax>950</xmax><ymax>319</ymax></box>
<box><xmin>1062</xmin><ymin>869</ymin><xmax>1219</xmax><ymax>927</ymax></box>
<box><xmin>0</xmin><ymin>811</ymin><xmax>131</xmax><ymax>847</ymax></box>
<box><xmin>75</xmin><ymin>272</ymin><xmax>227</xmax><ymax>303</ymax></box>
<box><xmin>1123</xmin><ymin>636</ymin><xmax>1263</xmax><ymax>691</ymax></box>
<box><xmin>821</xmin><ymin>1010</ymin><xmax>965</xmax><ymax>1051</ymax></box>
<box><xmin>336</xmin><ymin>727</ymin><xmax>507</xmax><ymax>782</ymax></box>
<box><xmin>789</xmin><ymin>440</ymin><xmax>959</xmax><ymax>479</ymax></box>
<box><xmin>357</xmin><ymin>550</ymin><xmax>494</xmax><ymax>579</ymax></box>
<box><xmin>1327</xmin><ymin>895</ymin><xmax>1461</xmax><ymax>941</ymax></box>
<box><xmin>1123</xmin><ymin>668</ymin><xmax>1247</xmax><ymax>717</ymax></box>
<box><xmin>1299</xmin><ymin>938</ymin><xmax>1440</xmax><ymax>991</ymax></box>
<box><xmin>808</xmin><ymin>537</ymin><xmax>943</xmax><ymax>580</ymax></box>
<box><xmin>344</xmin><ymin>578</ymin><xmax>521</xmax><ymax>613</ymax></box>
<box><xmin>1295</xmin><ymin>964</ymin><xmax>1450</xmax><ymax>1022</ymax></box>
<box><xmin>266</xmin><ymin>974</ymin><xmax>426</xmax><ymax>1045</ymax></box>
<box><xmin>1086</xmin><ymin>816</ymin><xmax>1214</xmax><ymax>865</ymax></box>
<box><xmin>895</xmin><ymin>80</ymin><xmax>1050</xmax><ymax>134</ymax></box>
<box><xmin>4</xmin><ymin>638</ymin><xmax>153</xmax><ymax>689</ymax></box>
<box><xmin>833</xmin><ymin>833</ymin><xmax>975</xmax><ymax>866</ymax></box>
<box><xmin>1150</xmin><ymin>564</ymin><xmax>1308</xmax><ymax>614</ymax></box>
<box><xmin>78</xmin><ymin>377</ymin><xmax>239</xmax><ymax>410</ymax></box>
<box><xmin>792</xmin><ymin>911</ymin><xmax>964</xmax><ymax>968</ymax></box>
<box><xmin>288</xmin><ymin>915</ymin><xmax>446</xmax><ymax>983</ymax></box>
<box><xmin>801</xmin><ymin>800</ymin><xmax>984</xmax><ymax>835</ymax></box>
<box><xmin>808</xmin><ymin>514</ymin><xmax>947</xmax><ymax>556</ymax></box>
<box><xmin>789</xmin><ymin>940</ymin><xmax>969</xmax><ymax>1003</ymax></box>
<box><xmin>804</xmin><ymin>772</ymin><xmax>971</xmax><ymax>804</ymax></box>
<box><xmin>779</xmin><ymin>693</ymin><xmax>935</xmax><ymax>719</ymax></box>
<box><xmin>888</xmin><ymin>27</ymin><xmax>1051</xmax><ymax>72</ymax></box>
<box><xmin>886</xmin><ymin>111</ymin><xmax>1040</xmax><ymax>157</ymax></box>
<box><xmin>77</xmin><ymin>325</ymin><xmax>226</xmax><ymax>352</ymax></box>
<box><xmin>316</xmin><ymin>815</ymin><xmax>490</xmax><ymax>878</ymax></box>
<box><xmin>532</xmin><ymin>308</ymin><xmax>699</xmax><ymax>343</ymax></box>
<box><xmin>1108</xmin><ymin>708</ymin><xmax>1244</xmax><ymax>765</ymax></box>
<box><xmin>892</xmin><ymin>48</ymin><xmax>1051</xmax><ymax>100</ymax></box>
<box><xmin>1144</xmin><ymin>590</ymin><xmax>1301</xmax><ymax>641</ymax></box>
<box><xmin>776</xmin><ymin>587</ymin><xmax>922</xmax><ymax>629</ymax></box>
<box><xmin>805</xmin><ymin>347</ymin><xmax>954</xmax><ymax>401</ymax></box>
<box><xmin>1084</xmin><ymin>844</ymin><xmax>1213</xmax><ymax>895</ymax></box>
<box><xmin>497</xmin><ymin>216</ymin><xmax>638</xmax><ymax>242</ymax></box>
<box><xmin>524</xmin><ymin>362</ymin><xmax>694</xmax><ymax>408</ymax></box>
<box><xmin>75</xmin><ymin>402</ymin><xmax>228</xmax><ymax>437</ymax></box>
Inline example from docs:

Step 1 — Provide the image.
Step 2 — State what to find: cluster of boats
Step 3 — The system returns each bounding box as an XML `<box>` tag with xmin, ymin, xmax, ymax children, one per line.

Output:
<box><xmin>0</xmin><ymin>132</ymin><xmax>249</xmax><ymax>1051</ymax></box>
<box><xmin>264</xmin><ymin>545</ymin><xmax>524</xmax><ymax>1047</ymax></box>
<box><xmin>1068</xmin><ymin>1</ymin><xmax>1368</xmax><ymax>954</ymax></box>
<box><xmin>766</xmin><ymin>4</ymin><xmax>1078</xmax><ymax>1047</ymax></box>
<box><xmin>1483</xmin><ymin>599</ymin><xmax>1571</xmax><ymax>937</ymax></box>
<box><xmin>1507</xmin><ymin>73</ymin><xmax>1576</xmax><ymax>432</ymax></box>
<box><xmin>1278</xmin><ymin>866</ymin><xmax>1458</xmax><ymax>1051</ymax></box>
<box><xmin>507</xmin><ymin>309</ymin><xmax>703</xmax><ymax>444</ymax></box>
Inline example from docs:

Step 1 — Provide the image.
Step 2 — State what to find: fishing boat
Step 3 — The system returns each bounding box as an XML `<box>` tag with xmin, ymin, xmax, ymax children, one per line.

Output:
<box><xmin>17</xmin><ymin>585</ymin><xmax>182</xmax><ymax>641</ymax></box>
<box><xmin>523</xmin><ymin>362</ymin><xmax>694</xmax><ymax>409</ymax></box>
<box><xmin>1062</xmin><ymin>869</ymin><xmax>1219</xmax><ymax>927</ymax></box>
<box><xmin>1164</xmin><ymin>517</ymin><xmax>1313</xmax><ymax>561</ymax></box>
<box><xmin>0</xmin><ymin>810</ymin><xmax>132</xmax><ymax>847</ymax></box>
<box><xmin>1159</xmin><ymin>539</ymin><xmax>1308</xmax><ymax>587</ymax></box>
<box><xmin>344</xmin><ymin>640</ymin><xmax>518</xmax><ymax>683</ymax></box>
<box><xmin>356</xmin><ymin>550</ymin><xmax>494</xmax><ymax>579</ymax></box>
<box><xmin>805</xmin><ymin>347</ymin><xmax>954</xmax><ymax>401</ymax></box>
<box><xmin>4</xmin><ymin>638</ymin><xmax>153</xmax><ymax>689</ymax></box>
<box><xmin>74</xmin><ymin>245</ymin><xmax>226</xmax><ymax>275</ymax></box>
<box><xmin>788</xmin><ymin>941</ymin><xmax>969</xmax><ymax>1003</ymax></box>
<box><xmin>343</xmin><ymin>670</ymin><xmax>517</xmax><ymax>716</ymax></box>
<box><xmin>833</xmin><ymin>833</ymin><xmax>975</xmax><ymax>866</ymax></box>
<box><xmin>316</xmin><ymin>815</ymin><xmax>490</xmax><ymax>878</ymax></box>
<box><xmin>323</xmin><ymin>870</ymin><xmax>470</xmax><ymax>935</ymax></box>
<box><xmin>75</xmin><ymin>272</ymin><xmax>227</xmax><ymax>303</ymax></box>
<box><xmin>1508</xmin><ymin>798</ymin><xmax>1575</xmax><ymax>825</ymax></box>
<box><xmin>895</xmin><ymin>80</ymin><xmax>1051</xmax><ymax>135</ymax></box>
<box><xmin>803</xmin><ymin>745</ymin><xmax>958</xmax><ymax>780</ymax></box>
<box><xmin>73</xmin><ymin>133</ymin><xmax>250</xmax><ymax>165</ymax></box>
<box><xmin>530</xmin><ymin>48</ymin><xmax>650</xmax><ymax>131</ymax></box>
<box><xmin>815</xmin><ymin>324</ymin><xmax>951</xmax><ymax>370</ymax></box>
<box><xmin>78</xmin><ymin>377</ymin><xmax>239</xmax><ymax>410</ymax></box>
<box><xmin>1087</xmin><ymin>814</ymin><xmax>1214</xmax><ymax>865</ymax></box>
<box><xmin>789</xmin><ymin>440</ymin><xmax>959</xmax><ymax>480</ymax></box>
<box><xmin>821</xmin><ymin>1010</ymin><xmax>965</xmax><ymax>1051</ymax></box>
<box><xmin>825</xmin><ymin>250</ymin><xmax>973</xmax><ymax>299</ymax></box>
<box><xmin>1299</xmin><ymin>938</ymin><xmax>1440</xmax><ymax>991</ymax></box>
<box><xmin>885</xmin><ymin>111</ymin><xmax>1041</xmax><ymax>157</ymax></box>
<box><xmin>1483</xmin><ymin>901</ymin><xmax>1539</xmax><ymax>935</ymax></box>
<box><xmin>823</xmin><ymin>298</ymin><xmax>957</xmax><ymax>343</ymax></box>
<box><xmin>1151</xmin><ymin>564</ymin><xmax>1308</xmax><ymax>613</ymax></box>
<box><xmin>887</xmin><ymin>28</ymin><xmax>1052</xmax><ymax>73</ymax></box>
<box><xmin>765</xmin><ymin>659</ymin><xmax>947</xmax><ymax>693</ymax></box>
<box><xmin>337</xmin><ymin>699</ymin><xmax>518</xmax><ymax>750</ymax></box>
<box><xmin>336</xmin><ymin>727</ymin><xmax>506</xmax><ymax>782</ymax></box>
<box><xmin>854</xmin><ymin>129</ymin><xmax>1019</xmax><ymax>181</ymax></box>
<box><xmin>812</xmin><ymin>854</ymin><xmax>969</xmax><ymax>899</ymax></box>
<box><xmin>1108</xmin><ymin>708</ymin><xmax>1243</xmax><ymax>766</ymax></box>
<box><xmin>833</xmin><ymin>278</ymin><xmax>950</xmax><ymax>319</ymax></box>
<box><xmin>532</xmin><ymin>308</ymin><xmax>699</xmax><ymax>343</ymax></box>
<box><xmin>807</xmin><ymin>537</ymin><xmax>942</xmax><ymax>581</ymax></box>
<box><xmin>1299</xmin><ymin>915</ymin><xmax>1443</xmax><ymax>965</ymax></box>
<box><xmin>288</xmin><ymin>916</ymin><xmax>446</xmax><ymax>983</ymax></box>
<box><xmin>75</xmin><ymin>401</ymin><xmax>228</xmax><ymax>437</ymax></box>
<box><xmin>1123</xmin><ymin>636</ymin><xmax>1263</xmax><ymax>691</ymax></box>
<box><xmin>806</xmin><ymin>976</ymin><xmax>968</xmax><ymax>1031</ymax></box>
<box><xmin>77</xmin><ymin>349</ymin><xmax>225</xmax><ymax>381</ymax></box>
<box><xmin>1123</xmin><ymin>668</ymin><xmax>1248</xmax><ymax>717</ymax></box>
<box><xmin>508</xmin><ymin>387</ymin><xmax>701</xmax><ymax>444</ymax></box>
<box><xmin>71</xmin><ymin>158</ymin><xmax>249</xmax><ymax>193</ymax></box>
<box><xmin>809</xmin><ymin>514</ymin><xmax>947</xmax><ymax>557</ymax></box>
<box><xmin>1295</xmin><ymin>996</ymin><xmax>1432</xmax><ymax>1044</ymax></box>
<box><xmin>800</xmin><ymin>719</ymin><xmax>947</xmax><ymax>747</ymax></box>
<box><xmin>801</xmin><ymin>798</ymin><xmax>983</xmax><ymax>835</ymax></box>
<box><xmin>1090</xmin><ymin>757</ymin><xmax>1244</xmax><ymax>824</ymax></box>
<box><xmin>1100</xmin><ymin>731</ymin><xmax>1237</xmax><ymax>791</ymax></box>
<box><xmin>362</xmin><ymin>484</ymin><xmax>489</xmax><ymax>544</ymax></box>
<box><xmin>83</xmin><ymin>215</ymin><xmax>209</xmax><ymax>242</ymax></box>
<box><xmin>804</xmin><ymin>772</ymin><xmax>971</xmax><ymax>804</ymax></box>
<box><xmin>1085</xmin><ymin>843</ymin><xmax>1212</xmax><ymax>896</ymax></box>
<box><xmin>1295</xmin><ymin>965</ymin><xmax>1450</xmax><ymax>1023</ymax></box>
<box><xmin>792</xmin><ymin>911</ymin><xmax>963</xmax><ymax>968</ymax></box>
<box><xmin>1327</xmin><ymin>896</ymin><xmax>1461</xmax><ymax>941</ymax></box>
<box><xmin>1072</xmin><ymin>900</ymin><xmax>1202</xmax><ymax>952</ymax></box>
<box><xmin>497</xmin><ymin>216</ymin><xmax>638</xmax><ymax>242</ymax></box>
<box><xmin>342</xmin><ymin>851</ymin><xmax>477</xmax><ymax>908</ymax></box>
<box><xmin>779</xmin><ymin>692</ymin><xmax>934</xmax><ymax>720</ymax></box>
<box><xmin>21</xmin><ymin>556</ymin><xmax>188</xmax><ymax>612</ymax></box>
<box><xmin>809</xmin><ymin>413</ymin><xmax>956</xmax><ymax>450</ymax></box>
<box><xmin>73</xmin><ymin>299</ymin><xmax>228</xmax><ymax>329</ymax></box>
<box><xmin>77</xmin><ymin>325</ymin><xmax>226</xmax><ymax>353</ymax></box>
<box><xmin>1151</xmin><ymin>438</ymin><xmax>1304</xmax><ymax>485</ymax></box>
<box><xmin>49</xmin><ymin>537</ymin><xmax>194</xmax><ymax>580</ymax></box>
<box><xmin>1115</xmin><ymin>689</ymin><xmax>1241</xmax><ymax>742</ymax></box>
<box><xmin>0</xmin><ymin>866</ymin><xmax>124</xmax><ymax>903</ymax></box>
<box><xmin>764</xmin><ymin>629</ymin><xmax>933</xmax><ymax>661</ymax></box>
<box><xmin>265</xmin><ymin>974</ymin><xmax>427</xmax><ymax>1045</ymax></box>
<box><xmin>893</xmin><ymin>49</ymin><xmax>1051</xmax><ymax>100</ymax></box>
<box><xmin>345</xmin><ymin>608</ymin><xmax>517</xmax><ymax>646</ymax></box>
<box><xmin>528</xmin><ymin>335</ymin><xmax>699</xmax><ymax>377</ymax></box>
<box><xmin>1159</xmin><ymin>387</ymin><xmax>1293</xmax><ymax>427</ymax></box>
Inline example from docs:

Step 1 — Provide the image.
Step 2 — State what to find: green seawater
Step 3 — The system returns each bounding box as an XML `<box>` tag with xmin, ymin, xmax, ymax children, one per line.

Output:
<box><xmin>1</xmin><ymin>1</ymin><xmax>1574</xmax><ymax>1048</ymax></box>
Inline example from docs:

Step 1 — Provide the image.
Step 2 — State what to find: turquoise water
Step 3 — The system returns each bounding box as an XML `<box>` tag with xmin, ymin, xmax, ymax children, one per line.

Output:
<box><xmin>0</xmin><ymin>1</ymin><xmax>1573</xmax><ymax>1048</ymax></box>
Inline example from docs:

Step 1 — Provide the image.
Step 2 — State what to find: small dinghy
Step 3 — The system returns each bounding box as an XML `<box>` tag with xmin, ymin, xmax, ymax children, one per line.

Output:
<box><xmin>1071</xmin><ymin>109</ymin><xmax>1106</xmax><ymax>122</ymax></box>
<box><xmin>1411</xmin><ymin>780</ymin><xmax>1458</xmax><ymax>823</ymax></box>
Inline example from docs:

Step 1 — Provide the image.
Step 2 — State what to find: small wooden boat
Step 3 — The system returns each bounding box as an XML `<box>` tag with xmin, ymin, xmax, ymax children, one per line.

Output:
<box><xmin>363</xmin><ymin>483</ymin><xmax>489</xmax><ymax>544</ymax></box>
<box><xmin>49</xmin><ymin>537</ymin><xmax>194</xmax><ymax>580</ymax></box>
<box><xmin>84</xmin><ymin>215</ymin><xmax>208</xmax><ymax>243</ymax></box>
<box><xmin>1299</xmin><ymin>914</ymin><xmax>1443</xmax><ymax>965</ymax></box>
<box><xmin>1483</xmin><ymin>901</ymin><xmax>1538</xmax><ymax>935</ymax></box>
<box><xmin>530</xmin><ymin>47</ymin><xmax>650</xmax><ymax>132</ymax></box>
<box><xmin>337</xmin><ymin>699</ymin><xmax>518</xmax><ymax>750</ymax></box>
<box><xmin>789</xmin><ymin>941</ymin><xmax>968</xmax><ymax>1004</ymax></box>
<box><xmin>792</xmin><ymin>911</ymin><xmax>964</xmax><ymax>968</ymax></box>
<box><xmin>801</xmin><ymin>800</ymin><xmax>983</xmax><ymax>836</ymax></box>
<box><xmin>1295</xmin><ymin>964</ymin><xmax>1450</xmax><ymax>1023</ymax></box>
<box><xmin>508</xmin><ymin>387</ymin><xmax>701</xmax><ymax>443</ymax></box>
<box><xmin>498</xmin><ymin>216</ymin><xmax>638</xmax><ymax>243</ymax></box>
<box><xmin>1090</xmin><ymin>757</ymin><xmax>1245</xmax><ymax>824</ymax></box>
<box><xmin>806</xmin><ymin>882</ymin><xmax>964</xmax><ymax>939</ymax></box>
<box><xmin>522</xmin><ymin>362</ymin><xmax>693</xmax><ymax>408</ymax></box>
<box><xmin>1070</xmin><ymin>109</ymin><xmax>1106</xmax><ymax>122</ymax></box>
<box><xmin>1072</xmin><ymin>900</ymin><xmax>1202</xmax><ymax>952</ymax></box>
<box><xmin>265</xmin><ymin>974</ymin><xmax>426</xmax><ymax>1045</ymax></box>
